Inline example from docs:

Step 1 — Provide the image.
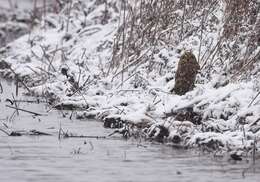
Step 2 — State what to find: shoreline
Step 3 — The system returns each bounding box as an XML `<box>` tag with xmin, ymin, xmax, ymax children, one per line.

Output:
<box><xmin>0</xmin><ymin>0</ymin><xmax>259</xmax><ymax>159</ymax></box>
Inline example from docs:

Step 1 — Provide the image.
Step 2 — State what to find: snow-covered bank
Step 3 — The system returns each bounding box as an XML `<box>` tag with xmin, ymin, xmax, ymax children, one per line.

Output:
<box><xmin>0</xmin><ymin>0</ymin><xmax>60</xmax><ymax>47</ymax></box>
<box><xmin>0</xmin><ymin>0</ymin><xmax>260</xmax><ymax>157</ymax></box>
<box><xmin>0</xmin><ymin>8</ymin><xmax>30</xmax><ymax>47</ymax></box>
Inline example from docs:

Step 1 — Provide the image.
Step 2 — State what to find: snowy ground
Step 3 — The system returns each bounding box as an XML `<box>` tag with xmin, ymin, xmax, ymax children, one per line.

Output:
<box><xmin>0</xmin><ymin>0</ymin><xmax>259</xmax><ymax>158</ymax></box>
<box><xmin>0</xmin><ymin>0</ymin><xmax>55</xmax><ymax>47</ymax></box>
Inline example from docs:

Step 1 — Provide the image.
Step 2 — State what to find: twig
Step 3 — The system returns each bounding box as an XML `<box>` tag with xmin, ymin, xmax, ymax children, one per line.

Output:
<box><xmin>68</xmin><ymin>75</ymin><xmax>90</xmax><ymax>97</ymax></box>
<box><xmin>58</xmin><ymin>122</ymin><xmax>62</xmax><ymax>140</ymax></box>
<box><xmin>116</xmin><ymin>71</ymin><xmax>139</xmax><ymax>89</ymax></box>
<box><xmin>65</xmin><ymin>0</ymin><xmax>73</xmax><ymax>33</ymax></box>
<box><xmin>0</xmin><ymin>129</ymin><xmax>52</xmax><ymax>136</ymax></box>
<box><xmin>9</xmin><ymin>99</ymin><xmax>46</xmax><ymax>104</ymax></box>
<box><xmin>112</xmin><ymin>48</ymin><xmax>151</xmax><ymax>81</ymax></box>
<box><xmin>6</xmin><ymin>105</ymin><xmax>47</xmax><ymax>116</ymax></box>
<box><xmin>12</xmin><ymin>94</ymin><xmax>19</xmax><ymax>116</ymax></box>
<box><xmin>36</xmin><ymin>66</ymin><xmax>56</xmax><ymax>77</ymax></box>
<box><xmin>15</xmin><ymin>76</ymin><xmax>19</xmax><ymax>96</ymax></box>
<box><xmin>7</xmin><ymin>66</ymin><xmax>31</xmax><ymax>93</ymax></box>
<box><xmin>180</xmin><ymin>0</ymin><xmax>187</xmax><ymax>41</ymax></box>
<box><xmin>0</xmin><ymin>128</ymin><xmax>9</xmax><ymax>136</ymax></box>
<box><xmin>29</xmin><ymin>129</ymin><xmax>52</xmax><ymax>136</ymax></box>
<box><xmin>0</xmin><ymin>81</ymin><xmax>3</xmax><ymax>94</ymax></box>
<box><xmin>249</xmin><ymin>118</ymin><xmax>260</xmax><ymax>127</ymax></box>
<box><xmin>113</xmin><ymin>106</ymin><xmax>126</xmax><ymax>115</ymax></box>
<box><xmin>248</xmin><ymin>91</ymin><xmax>260</xmax><ymax>107</ymax></box>
<box><xmin>39</xmin><ymin>45</ymin><xmax>57</xmax><ymax>72</ymax></box>
<box><xmin>63</xmin><ymin>134</ymin><xmax>106</xmax><ymax>139</ymax></box>
<box><xmin>253</xmin><ymin>138</ymin><xmax>257</xmax><ymax>165</ymax></box>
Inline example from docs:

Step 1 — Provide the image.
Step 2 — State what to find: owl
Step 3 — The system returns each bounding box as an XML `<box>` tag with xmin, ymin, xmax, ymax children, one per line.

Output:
<box><xmin>173</xmin><ymin>52</ymin><xmax>200</xmax><ymax>95</ymax></box>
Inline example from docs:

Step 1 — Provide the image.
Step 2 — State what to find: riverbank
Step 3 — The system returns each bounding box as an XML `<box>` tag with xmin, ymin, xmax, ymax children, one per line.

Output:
<box><xmin>0</xmin><ymin>0</ymin><xmax>59</xmax><ymax>47</ymax></box>
<box><xmin>1</xmin><ymin>78</ymin><xmax>260</xmax><ymax>182</ymax></box>
<box><xmin>0</xmin><ymin>0</ymin><xmax>260</xmax><ymax>158</ymax></box>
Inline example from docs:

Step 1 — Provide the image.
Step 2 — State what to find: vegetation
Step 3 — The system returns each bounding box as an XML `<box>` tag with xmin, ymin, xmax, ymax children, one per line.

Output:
<box><xmin>0</xmin><ymin>0</ymin><xmax>260</xmax><ymax>158</ymax></box>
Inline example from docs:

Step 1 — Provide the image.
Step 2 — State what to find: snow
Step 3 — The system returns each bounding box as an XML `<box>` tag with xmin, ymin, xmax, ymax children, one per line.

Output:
<box><xmin>0</xmin><ymin>0</ymin><xmax>260</xmax><ymax>155</ymax></box>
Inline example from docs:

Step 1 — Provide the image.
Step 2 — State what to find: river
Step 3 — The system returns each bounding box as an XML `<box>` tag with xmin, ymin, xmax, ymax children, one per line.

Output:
<box><xmin>0</xmin><ymin>79</ymin><xmax>260</xmax><ymax>182</ymax></box>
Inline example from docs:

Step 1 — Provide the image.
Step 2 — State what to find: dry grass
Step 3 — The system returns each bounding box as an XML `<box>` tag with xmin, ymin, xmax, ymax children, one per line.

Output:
<box><xmin>109</xmin><ymin>0</ymin><xmax>260</xmax><ymax>80</ymax></box>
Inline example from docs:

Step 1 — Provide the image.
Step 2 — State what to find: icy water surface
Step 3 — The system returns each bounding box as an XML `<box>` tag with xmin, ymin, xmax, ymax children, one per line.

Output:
<box><xmin>0</xmin><ymin>79</ymin><xmax>260</xmax><ymax>182</ymax></box>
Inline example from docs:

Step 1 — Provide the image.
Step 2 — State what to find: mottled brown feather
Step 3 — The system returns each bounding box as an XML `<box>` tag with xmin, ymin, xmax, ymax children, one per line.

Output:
<box><xmin>173</xmin><ymin>52</ymin><xmax>200</xmax><ymax>95</ymax></box>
